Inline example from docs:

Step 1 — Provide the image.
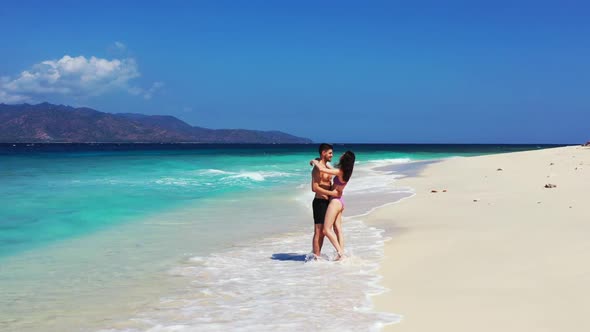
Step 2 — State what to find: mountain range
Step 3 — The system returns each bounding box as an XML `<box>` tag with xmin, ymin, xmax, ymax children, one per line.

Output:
<box><xmin>0</xmin><ymin>103</ymin><xmax>312</xmax><ymax>143</ymax></box>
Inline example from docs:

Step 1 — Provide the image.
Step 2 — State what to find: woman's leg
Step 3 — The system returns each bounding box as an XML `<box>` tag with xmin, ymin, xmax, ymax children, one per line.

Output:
<box><xmin>333</xmin><ymin>210</ymin><xmax>343</xmax><ymax>252</ymax></box>
<box><xmin>322</xmin><ymin>200</ymin><xmax>344</xmax><ymax>257</ymax></box>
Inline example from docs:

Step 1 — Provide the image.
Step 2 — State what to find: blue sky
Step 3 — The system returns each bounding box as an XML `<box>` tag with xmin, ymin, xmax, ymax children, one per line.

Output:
<box><xmin>1</xmin><ymin>1</ymin><xmax>588</xmax><ymax>143</ymax></box>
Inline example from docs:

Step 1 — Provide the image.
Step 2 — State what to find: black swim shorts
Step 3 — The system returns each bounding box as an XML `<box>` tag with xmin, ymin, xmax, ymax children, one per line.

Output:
<box><xmin>312</xmin><ymin>198</ymin><xmax>330</xmax><ymax>224</ymax></box>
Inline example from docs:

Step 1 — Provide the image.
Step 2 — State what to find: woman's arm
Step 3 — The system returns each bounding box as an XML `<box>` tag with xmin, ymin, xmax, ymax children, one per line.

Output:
<box><xmin>312</xmin><ymin>182</ymin><xmax>339</xmax><ymax>197</ymax></box>
<box><xmin>310</xmin><ymin>159</ymin><xmax>340</xmax><ymax>176</ymax></box>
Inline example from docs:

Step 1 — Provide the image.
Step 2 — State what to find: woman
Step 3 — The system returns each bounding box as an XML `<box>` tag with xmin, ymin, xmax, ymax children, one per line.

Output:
<box><xmin>311</xmin><ymin>150</ymin><xmax>355</xmax><ymax>260</ymax></box>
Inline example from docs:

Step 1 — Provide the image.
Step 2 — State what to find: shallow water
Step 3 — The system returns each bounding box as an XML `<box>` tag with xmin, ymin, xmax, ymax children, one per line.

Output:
<box><xmin>0</xmin><ymin>144</ymin><xmax>558</xmax><ymax>331</ymax></box>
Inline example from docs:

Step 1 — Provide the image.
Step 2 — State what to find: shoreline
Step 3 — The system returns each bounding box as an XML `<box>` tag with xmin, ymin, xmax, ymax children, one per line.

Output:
<box><xmin>366</xmin><ymin>145</ymin><xmax>590</xmax><ymax>331</ymax></box>
<box><xmin>3</xmin><ymin>146</ymin><xmax>578</xmax><ymax>331</ymax></box>
<box><xmin>0</xmin><ymin>159</ymin><xmax>413</xmax><ymax>332</ymax></box>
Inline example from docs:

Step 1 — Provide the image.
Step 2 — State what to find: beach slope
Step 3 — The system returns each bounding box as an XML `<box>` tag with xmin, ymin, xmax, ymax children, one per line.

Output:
<box><xmin>370</xmin><ymin>146</ymin><xmax>589</xmax><ymax>331</ymax></box>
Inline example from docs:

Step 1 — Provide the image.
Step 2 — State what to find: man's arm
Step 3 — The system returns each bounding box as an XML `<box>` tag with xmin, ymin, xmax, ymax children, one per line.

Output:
<box><xmin>310</xmin><ymin>159</ymin><xmax>340</xmax><ymax>176</ymax></box>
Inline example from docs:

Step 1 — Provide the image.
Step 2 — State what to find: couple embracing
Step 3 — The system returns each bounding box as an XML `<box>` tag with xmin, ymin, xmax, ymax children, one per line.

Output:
<box><xmin>310</xmin><ymin>143</ymin><xmax>355</xmax><ymax>261</ymax></box>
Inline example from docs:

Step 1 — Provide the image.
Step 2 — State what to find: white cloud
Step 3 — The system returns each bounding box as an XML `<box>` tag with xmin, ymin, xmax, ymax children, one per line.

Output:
<box><xmin>114</xmin><ymin>41</ymin><xmax>127</xmax><ymax>51</ymax></box>
<box><xmin>128</xmin><ymin>81</ymin><xmax>164</xmax><ymax>100</ymax></box>
<box><xmin>0</xmin><ymin>90</ymin><xmax>30</xmax><ymax>103</ymax></box>
<box><xmin>143</xmin><ymin>81</ymin><xmax>165</xmax><ymax>99</ymax></box>
<box><xmin>0</xmin><ymin>55</ymin><xmax>162</xmax><ymax>103</ymax></box>
<box><xmin>107</xmin><ymin>41</ymin><xmax>129</xmax><ymax>56</ymax></box>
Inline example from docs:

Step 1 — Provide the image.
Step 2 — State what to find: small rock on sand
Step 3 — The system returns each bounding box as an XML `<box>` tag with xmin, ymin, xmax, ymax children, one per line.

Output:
<box><xmin>544</xmin><ymin>183</ymin><xmax>557</xmax><ymax>188</ymax></box>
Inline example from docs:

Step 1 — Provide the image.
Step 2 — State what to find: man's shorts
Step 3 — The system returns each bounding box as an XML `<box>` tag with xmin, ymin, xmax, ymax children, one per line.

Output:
<box><xmin>312</xmin><ymin>198</ymin><xmax>330</xmax><ymax>224</ymax></box>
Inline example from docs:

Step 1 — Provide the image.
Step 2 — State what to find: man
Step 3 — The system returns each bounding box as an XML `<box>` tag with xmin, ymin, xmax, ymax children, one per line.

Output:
<box><xmin>311</xmin><ymin>143</ymin><xmax>337</xmax><ymax>258</ymax></box>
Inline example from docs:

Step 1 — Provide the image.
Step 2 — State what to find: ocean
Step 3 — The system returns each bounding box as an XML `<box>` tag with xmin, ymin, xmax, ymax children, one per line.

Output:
<box><xmin>0</xmin><ymin>143</ymin><xmax>562</xmax><ymax>331</ymax></box>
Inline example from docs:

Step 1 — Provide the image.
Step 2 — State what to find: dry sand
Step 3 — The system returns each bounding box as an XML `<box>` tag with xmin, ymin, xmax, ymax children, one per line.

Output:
<box><xmin>368</xmin><ymin>146</ymin><xmax>590</xmax><ymax>331</ymax></box>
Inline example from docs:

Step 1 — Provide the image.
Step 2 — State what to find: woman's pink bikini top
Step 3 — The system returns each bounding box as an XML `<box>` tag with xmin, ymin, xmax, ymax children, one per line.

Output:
<box><xmin>333</xmin><ymin>175</ymin><xmax>347</xmax><ymax>194</ymax></box>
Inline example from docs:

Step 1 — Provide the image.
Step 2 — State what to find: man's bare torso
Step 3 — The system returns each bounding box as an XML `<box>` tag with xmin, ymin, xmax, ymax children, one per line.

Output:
<box><xmin>313</xmin><ymin>162</ymin><xmax>333</xmax><ymax>199</ymax></box>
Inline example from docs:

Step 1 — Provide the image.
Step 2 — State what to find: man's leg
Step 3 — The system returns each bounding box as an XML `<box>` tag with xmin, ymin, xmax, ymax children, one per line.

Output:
<box><xmin>319</xmin><ymin>225</ymin><xmax>325</xmax><ymax>252</ymax></box>
<box><xmin>312</xmin><ymin>198</ymin><xmax>328</xmax><ymax>257</ymax></box>
<box><xmin>313</xmin><ymin>224</ymin><xmax>323</xmax><ymax>257</ymax></box>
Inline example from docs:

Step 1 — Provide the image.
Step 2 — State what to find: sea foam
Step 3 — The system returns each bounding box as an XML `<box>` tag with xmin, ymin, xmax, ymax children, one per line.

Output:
<box><xmin>99</xmin><ymin>219</ymin><xmax>400</xmax><ymax>332</ymax></box>
<box><xmin>98</xmin><ymin>160</ymin><xmax>411</xmax><ymax>332</ymax></box>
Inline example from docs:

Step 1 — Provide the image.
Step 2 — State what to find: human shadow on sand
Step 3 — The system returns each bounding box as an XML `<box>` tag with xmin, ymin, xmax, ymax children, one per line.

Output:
<box><xmin>271</xmin><ymin>253</ymin><xmax>307</xmax><ymax>261</ymax></box>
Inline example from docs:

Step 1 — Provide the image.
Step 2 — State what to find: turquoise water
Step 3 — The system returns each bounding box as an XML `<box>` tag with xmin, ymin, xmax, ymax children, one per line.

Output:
<box><xmin>0</xmin><ymin>144</ymin><xmax>560</xmax><ymax>259</ymax></box>
<box><xmin>0</xmin><ymin>143</ymin><xmax>565</xmax><ymax>331</ymax></box>
<box><xmin>1</xmin><ymin>150</ymin><xmax>306</xmax><ymax>258</ymax></box>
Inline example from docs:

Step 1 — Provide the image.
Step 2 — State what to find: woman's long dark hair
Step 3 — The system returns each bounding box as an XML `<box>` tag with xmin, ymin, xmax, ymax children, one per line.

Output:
<box><xmin>337</xmin><ymin>150</ymin><xmax>356</xmax><ymax>182</ymax></box>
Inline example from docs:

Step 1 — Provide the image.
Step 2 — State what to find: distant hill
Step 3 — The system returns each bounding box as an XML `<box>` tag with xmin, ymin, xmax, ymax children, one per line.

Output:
<box><xmin>0</xmin><ymin>103</ymin><xmax>312</xmax><ymax>143</ymax></box>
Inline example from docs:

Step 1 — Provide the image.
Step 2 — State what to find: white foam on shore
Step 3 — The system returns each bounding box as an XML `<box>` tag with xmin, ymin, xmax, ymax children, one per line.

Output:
<box><xmin>98</xmin><ymin>158</ymin><xmax>417</xmax><ymax>332</ymax></box>
<box><xmin>98</xmin><ymin>219</ymin><xmax>400</xmax><ymax>332</ymax></box>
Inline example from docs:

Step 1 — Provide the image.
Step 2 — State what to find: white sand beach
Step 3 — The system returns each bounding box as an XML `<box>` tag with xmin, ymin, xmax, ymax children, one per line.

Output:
<box><xmin>368</xmin><ymin>146</ymin><xmax>590</xmax><ymax>331</ymax></box>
